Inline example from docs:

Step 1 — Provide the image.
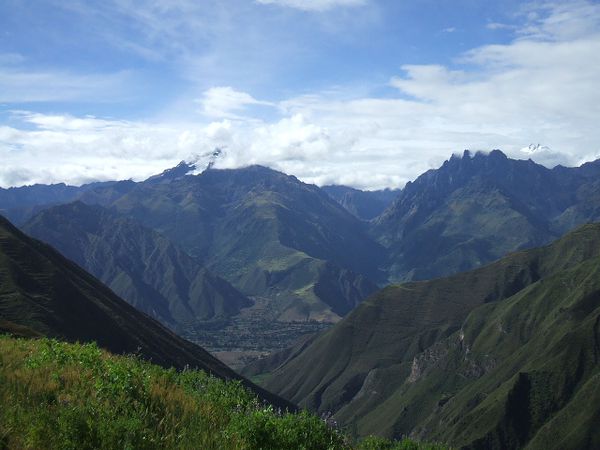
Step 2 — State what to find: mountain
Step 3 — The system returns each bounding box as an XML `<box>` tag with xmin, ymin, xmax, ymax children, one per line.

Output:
<box><xmin>373</xmin><ymin>150</ymin><xmax>600</xmax><ymax>282</ymax></box>
<box><xmin>321</xmin><ymin>185</ymin><xmax>400</xmax><ymax>221</ymax></box>
<box><xmin>0</xmin><ymin>182</ymin><xmax>86</xmax><ymax>225</ymax></box>
<box><xmin>245</xmin><ymin>223</ymin><xmax>600</xmax><ymax>448</ymax></box>
<box><xmin>0</xmin><ymin>213</ymin><xmax>292</xmax><ymax>409</ymax></box>
<box><xmin>2</xmin><ymin>165</ymin><xmax>382</xmax><ymax>324</ymax></box>
<box><xmin>23</xmin><ymin>202</ymin><xmax>251</xmax><ymax>329</ymax></box>
<box><xmin>107</xmin><ymin>165</ymin><xmax>382</xmax><ymax>322</ymax></box>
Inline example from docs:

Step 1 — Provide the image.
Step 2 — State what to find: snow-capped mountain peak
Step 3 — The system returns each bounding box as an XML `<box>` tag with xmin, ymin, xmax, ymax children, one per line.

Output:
<box><xmin>521</xmin><ymin>143</ymin><xmax>552</xmax><ymax>155</ymax></box>
<box><xmin>145</xmin><ymin>148</ymin><xmax>223</xmax><ymax>183</ymax></box>
<box><xmin>187</xmin><ymin>148</ymin><xmax>223</xmax><ymax>175</ymax></box>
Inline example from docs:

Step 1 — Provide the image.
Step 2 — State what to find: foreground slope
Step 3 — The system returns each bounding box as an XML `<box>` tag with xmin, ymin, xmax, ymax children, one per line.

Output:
<box><xmin>247</xmin><ymin>224</ymin><xmax>600</xmax><ymax>447</ymax></box>
<box><xmin>0</xmin><ymin>337</ymin><xmax>340</xmax><ymax>450</ymax></box>
<box><xmin>0</xmin><ymin>214</ymin><xmax>289</xmax><ymax>408</ymax></box>
<box><xmin>23</xmin><ymin>202</ymin><xmax>251</xmax><ymax>329</ymax></box>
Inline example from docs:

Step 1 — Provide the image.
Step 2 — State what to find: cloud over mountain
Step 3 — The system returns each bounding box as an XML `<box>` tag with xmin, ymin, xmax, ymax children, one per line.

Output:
<box><xmin>1</xmin><ymin>1</ymin><xmax>599</xmax><ymax>189</ymax></box>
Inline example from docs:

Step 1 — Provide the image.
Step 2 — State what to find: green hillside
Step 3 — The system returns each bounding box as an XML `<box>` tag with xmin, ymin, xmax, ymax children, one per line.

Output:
<box><xmin>0</xmin><ymin>336</ymin><xmax>342</xmax><ymax>450</ymax></box>
<box><xmin>247</xmin><ymin>223</ymin><xmax>600</xmax><ymax>448</ymax></box>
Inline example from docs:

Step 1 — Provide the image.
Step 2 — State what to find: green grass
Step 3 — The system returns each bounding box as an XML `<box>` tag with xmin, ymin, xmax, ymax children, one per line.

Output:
<box><xmin>0</xmin><ymin>335</ymin><xmax>344</xmax><ymax>450</ymax></box>
<box><xmin>0</xmin><ymin>335</ymin><xmax>446</xmax><ymax>450</ymax></box>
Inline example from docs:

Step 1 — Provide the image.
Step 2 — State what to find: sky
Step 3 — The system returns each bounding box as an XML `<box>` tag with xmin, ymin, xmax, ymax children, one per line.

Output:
<box><xmin>1</xmin><ymin>0</ymin><xmax>600</xmax><ymax>189</ymax></box>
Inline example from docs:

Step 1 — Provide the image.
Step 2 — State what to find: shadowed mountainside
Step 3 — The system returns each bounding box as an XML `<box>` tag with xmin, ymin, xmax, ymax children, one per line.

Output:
<box><xmin>0</xmin><ymin>180</ymin><xmax>136</xmax><ymax>225</ymax></box>
<box><xmin>23</xmin><ymin>202</ymin><xmax>251</xmax><ymax>329</ymax></box>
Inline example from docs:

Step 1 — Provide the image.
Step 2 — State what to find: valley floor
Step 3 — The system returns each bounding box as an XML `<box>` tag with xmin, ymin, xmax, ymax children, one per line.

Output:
<box><xmin>178</xmin><ymin>296</ymin><xmax>333</xmax><ymax>369</ymax></box>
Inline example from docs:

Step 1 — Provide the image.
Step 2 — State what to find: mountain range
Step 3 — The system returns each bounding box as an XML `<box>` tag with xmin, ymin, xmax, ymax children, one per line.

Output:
<box><xmin>4</xmin><ymin>150</ymin><xmax>600</xmax><ymax>364</ymax></box>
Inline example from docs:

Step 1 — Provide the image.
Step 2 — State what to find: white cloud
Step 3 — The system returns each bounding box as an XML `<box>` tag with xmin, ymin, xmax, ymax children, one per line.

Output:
<box><xmin>486</xmin><ymin>22</ymin><xmax>515</xmax><ymax>30</ymax></box>
<box><xmin>198</xmin><ymin>87</ymin><xmax>274</xmax><ymax>118</ymax></box>
<box><xmin>517</xmin><ymin>0</ymin><xmax>600</xmax><ymax>40</ymax></box>
<box><xmin>0</xmin><ymin>114</ymin><xmax>200</xmax><ymax>186</ymax></box>
<box><xmin>255</xmin><ymin>0</ymin><xmax>366</xmax><ymax>12</ymax></box>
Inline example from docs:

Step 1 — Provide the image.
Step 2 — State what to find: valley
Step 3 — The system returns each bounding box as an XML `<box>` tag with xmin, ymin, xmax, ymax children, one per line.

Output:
<box><xmin>178</xmin><ymin>296</ymin><xmax>331</xmax><ymax>369</ymax></box>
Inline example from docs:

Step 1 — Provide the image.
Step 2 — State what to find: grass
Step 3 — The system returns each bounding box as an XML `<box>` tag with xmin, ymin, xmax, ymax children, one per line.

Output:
<box><xmin>0</xmin><ymin>335</ymin><xmax>447</xmax><ymax>450</ymax></box>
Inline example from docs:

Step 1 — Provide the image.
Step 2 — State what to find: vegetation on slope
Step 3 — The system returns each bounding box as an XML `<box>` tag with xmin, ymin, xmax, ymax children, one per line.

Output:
<box><xmin>0</xmin><ymin>336</ymin><xmax>343</xmax><ymax>450</ymax></box>
<box><xmin>0</xmin><ymin>336</ymin><xmax>447</xmax><ymax>450</ymax></box>
<box><xmin>405</xmin><ymin>256</ymin><xmax>600</xmax><ymax>449</ymax></box>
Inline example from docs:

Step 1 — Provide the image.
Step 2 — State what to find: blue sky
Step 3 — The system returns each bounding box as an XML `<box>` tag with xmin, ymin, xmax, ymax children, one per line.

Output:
<box><xmin>1</xmin><ymin>0</ymin><xmax>600</xmax><ymax>188</ymax></box>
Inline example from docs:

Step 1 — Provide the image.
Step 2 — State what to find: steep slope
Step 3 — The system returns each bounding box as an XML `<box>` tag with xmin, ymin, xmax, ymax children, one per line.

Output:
<box><xmin>108</xmin><ymin>165</ymin><xmax>382</xmax><ymax>322</ymax></box>
<box><xmin>401</xmin><ymin>256</ymin><xmax>600</xmax><ymax>449</ymax></box>
<box><xmin>322</xmin><ymin>185</ymin><xmax>400</xmax><ymax>221</ymax></box>
<box><xmin>0</xmin><ymin>213</ymin><xmax>292</xmax><ymax>409</ymax></box>
<box><xmin>373</xmin><ymin>150</ymin><xmax>600</xmax><ymax>282</ymax></box>
<box><xmin>247</xmin><ymin>224</ymin><xmax>600</xmax><ymax>446</ymax></box>
<box><xmin>23</xmin><ymin>202</ymin><xmax>251</xmax><ymax>329</ymax></box>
